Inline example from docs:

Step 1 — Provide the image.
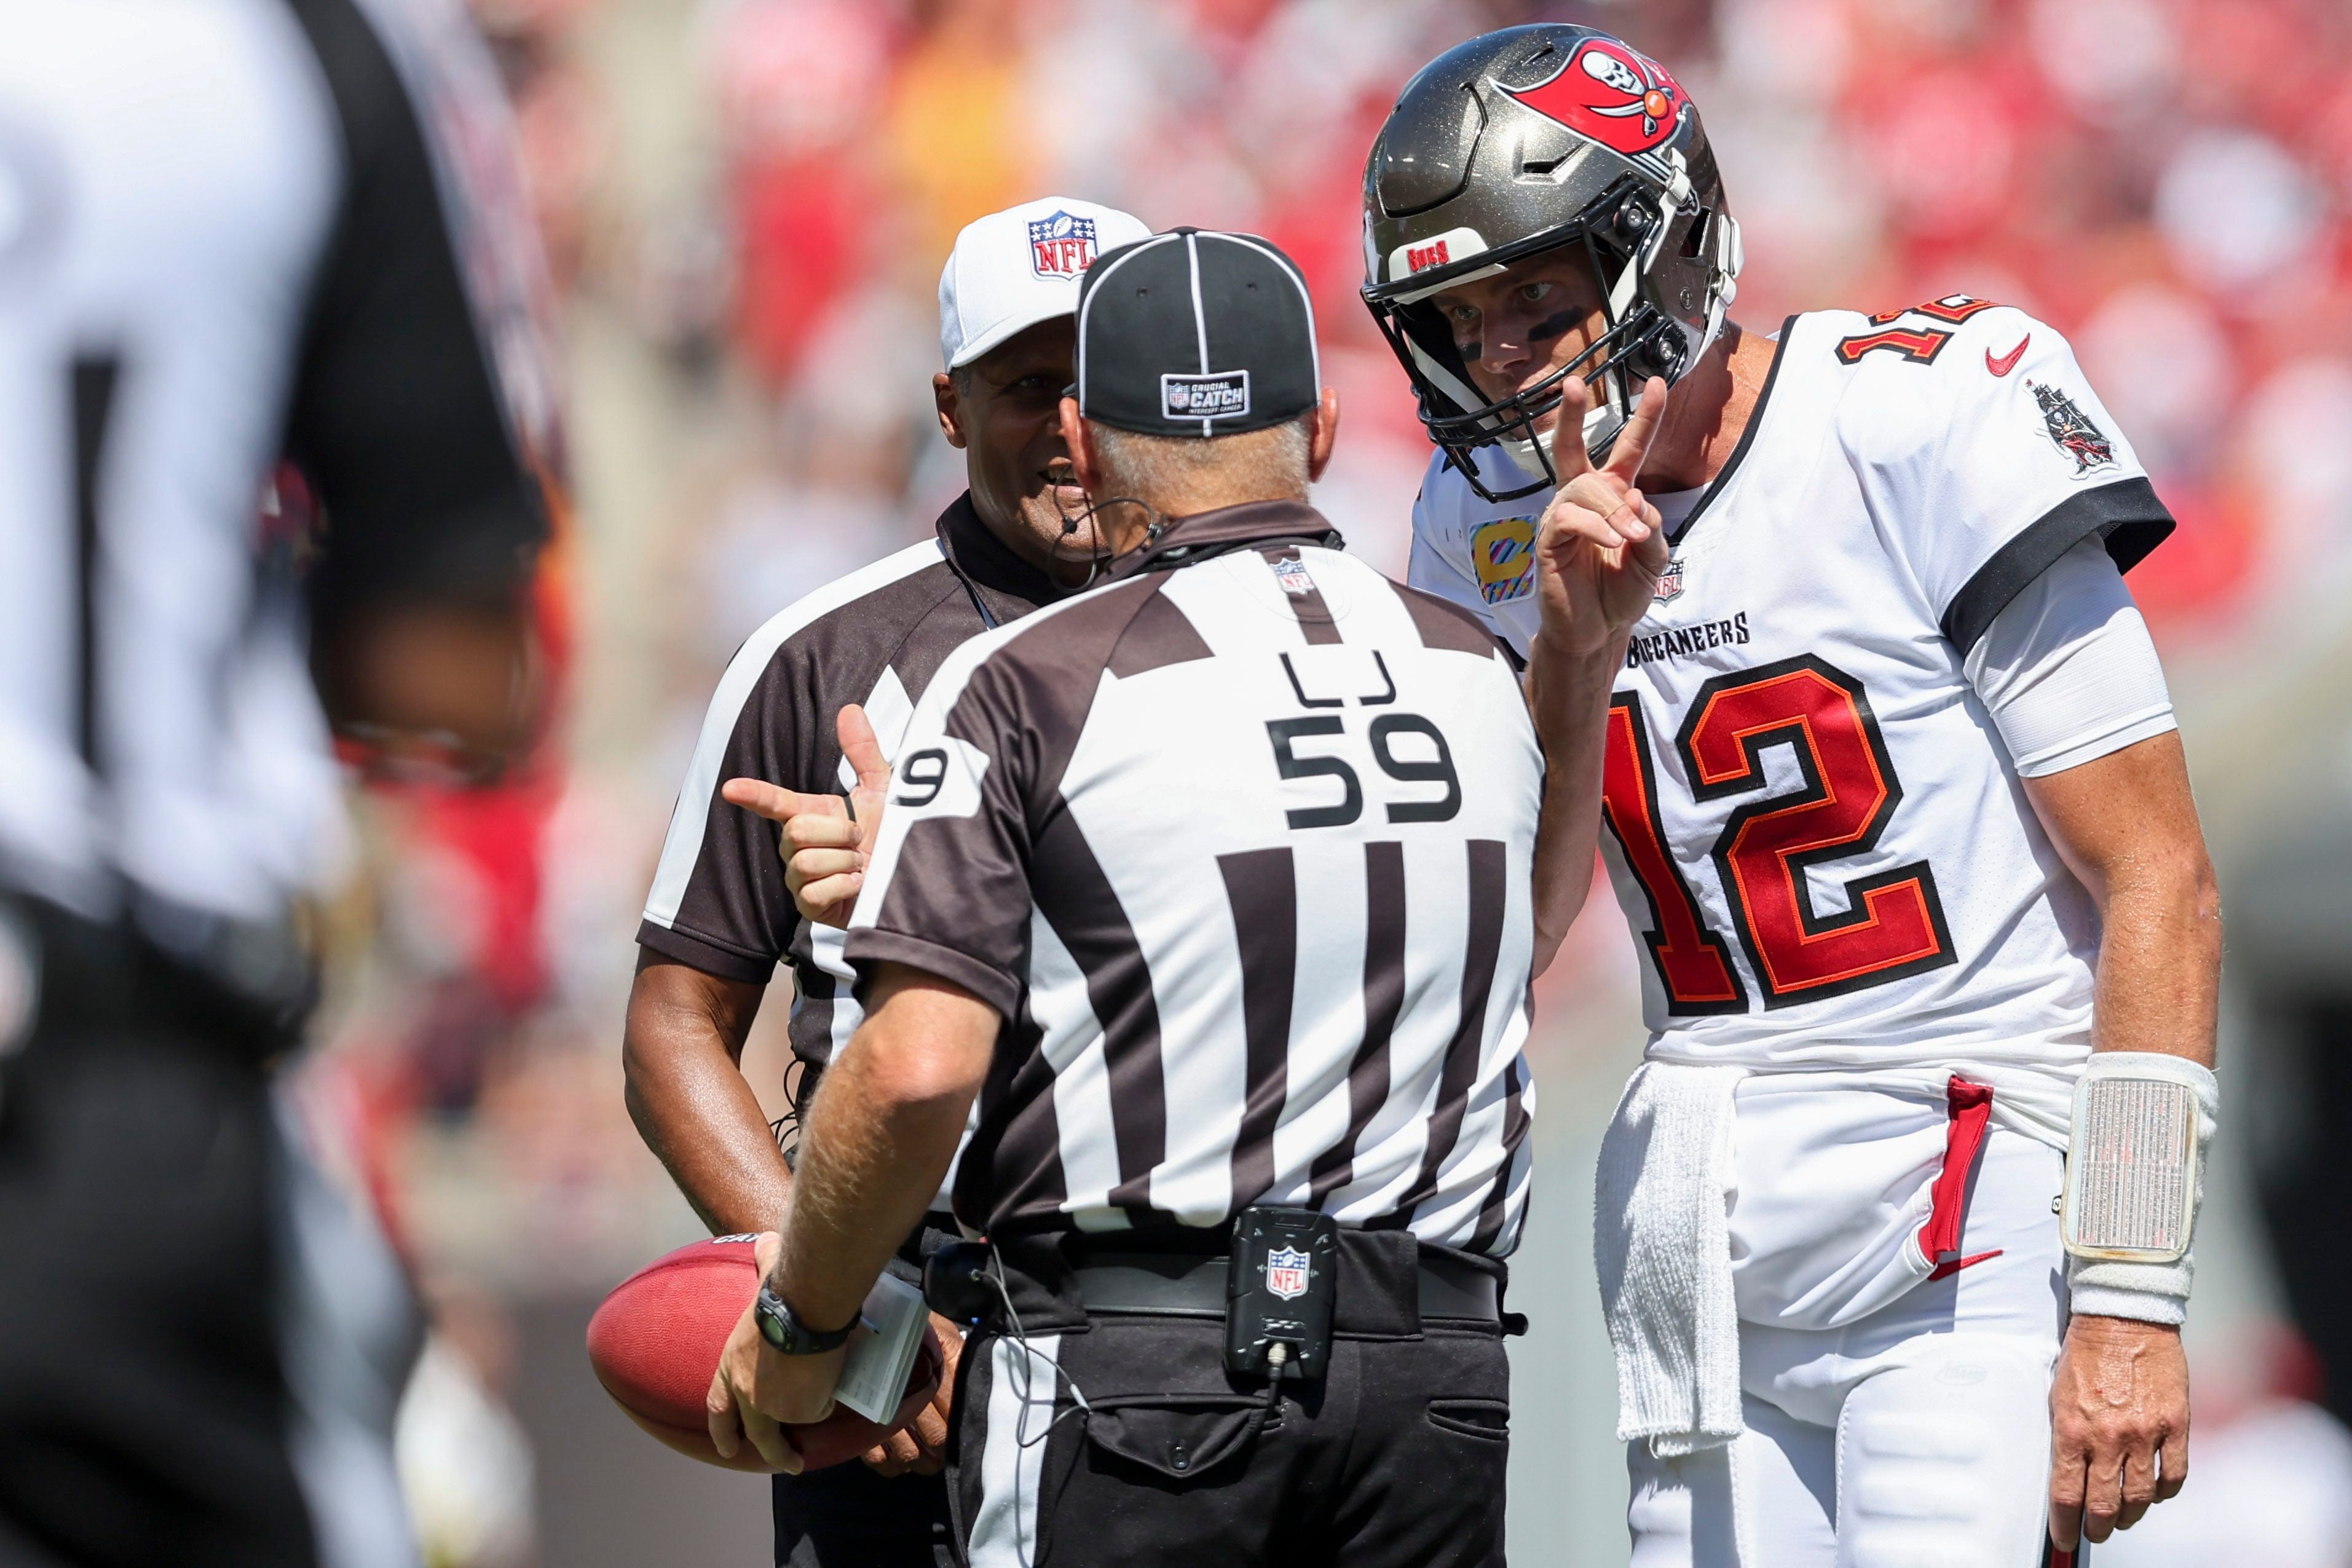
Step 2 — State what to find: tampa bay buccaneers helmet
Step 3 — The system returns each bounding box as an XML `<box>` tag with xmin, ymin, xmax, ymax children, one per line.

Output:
<box><xmin>1362</xmin><ymin>25</ymin><xmax>1743</xmax><ymax>502</ymax></box>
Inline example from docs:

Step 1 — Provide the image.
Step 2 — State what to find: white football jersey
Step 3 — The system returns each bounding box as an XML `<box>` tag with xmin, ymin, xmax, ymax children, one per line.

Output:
<box><xmin>1410</xmin><ymin>301</ymin><xmax>2174</xmax><ymax>1106</ymax></box>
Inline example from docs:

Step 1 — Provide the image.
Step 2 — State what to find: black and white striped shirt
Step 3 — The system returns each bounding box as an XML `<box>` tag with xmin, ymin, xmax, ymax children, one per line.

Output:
<box><xmin>0</xmin><ymin>0</ymin><xmax>550</xmax><ymax>929</ymax></box>
<box><xmin>637</xmin><ymin>496</ymin><xmax>1064</xmax><ymax>1065</ymax></box>
<box><xmin>845</xmin><ymin>502</ymin><xmax>1542</xmax><ymax>1255</ymax></box>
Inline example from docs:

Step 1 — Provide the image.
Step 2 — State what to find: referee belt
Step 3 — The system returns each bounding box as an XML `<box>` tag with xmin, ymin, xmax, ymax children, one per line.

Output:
<box><xmin>987</xmin><ymin>1227</ymin><xmax>1511</xmax><ymax>1336</ymax></box>
<box><xmin>1075</xmin><ymin>1250</ymin><xmax>1498</xmax><ymax>1323</ymax></box>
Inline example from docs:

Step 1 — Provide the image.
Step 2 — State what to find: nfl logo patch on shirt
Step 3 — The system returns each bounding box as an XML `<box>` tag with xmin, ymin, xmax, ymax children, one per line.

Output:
<box><xmin>1162</xmin><ymin>370</ymin><xmax>1250</xmax><ymax>420</ymax></box>
<box><xmin>1654</xmin><ymin>552</ymin><xmax>1684</xmax><ymax>602</ymax></box>
<box><xmin>1272</xmin><ymin>556</ymin><xmax>1315</xmax><ymax>596</ymax></box>
<box><xmin>1028</xmin><ymin>210</ymin><xmax>1099</xmax><ymax>278</ymax></box>
<box><xmin>1265</xmin><ymin>1245</ymin><xmax>1312</xmax><ymax>1300</ymax></box>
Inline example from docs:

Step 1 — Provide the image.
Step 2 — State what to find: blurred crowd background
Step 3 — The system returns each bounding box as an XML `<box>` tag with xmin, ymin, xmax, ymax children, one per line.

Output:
<box><xmin>296</xmin><ymin>0</ymin><xmax>2352</xmax><ymax>1562</ymax></box>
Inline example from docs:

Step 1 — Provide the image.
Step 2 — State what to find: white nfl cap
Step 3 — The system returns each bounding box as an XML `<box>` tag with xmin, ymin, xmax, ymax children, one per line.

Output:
<box><xmin>939</xmin><ymin>196</ymin><xmax>1151</xmax><ymax>370</ymax></box>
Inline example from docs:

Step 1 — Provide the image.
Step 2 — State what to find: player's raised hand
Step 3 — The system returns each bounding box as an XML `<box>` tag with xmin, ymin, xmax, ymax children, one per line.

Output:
<box><xmin>1532</xmin><ymin>374</ymin><xmax>1672</xmax><ymax>658</ymax></box>
<box><xmin>721</xmin><ymin>705</ymin><xmax>891</xmax><ymax>929</ymax></box>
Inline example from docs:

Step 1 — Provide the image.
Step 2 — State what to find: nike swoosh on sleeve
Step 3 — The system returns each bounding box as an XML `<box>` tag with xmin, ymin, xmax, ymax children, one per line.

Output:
<box><xmin>1986</xmin><ymin>336</ymin><xmax>2030</xmax><ymax>376</ymax></box>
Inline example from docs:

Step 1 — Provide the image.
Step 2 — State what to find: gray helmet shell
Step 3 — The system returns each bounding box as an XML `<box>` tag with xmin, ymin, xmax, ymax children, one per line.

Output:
<box><xmin>1362</xmin><ymin>25</ymin><xmax>1743</xmax><ymax>501</ymax></box>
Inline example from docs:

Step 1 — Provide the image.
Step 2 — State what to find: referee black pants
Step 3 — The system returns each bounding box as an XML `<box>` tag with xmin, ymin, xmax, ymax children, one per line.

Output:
<box><xmin>946</xmin><ymin>1256</ymin><xmax>1509</xmax><ymax>1566</ymax></box>
<box><xmin>0</xmin><ymin>1020</ymin><xmax>316</xmax><ymax>1568</ymax></box>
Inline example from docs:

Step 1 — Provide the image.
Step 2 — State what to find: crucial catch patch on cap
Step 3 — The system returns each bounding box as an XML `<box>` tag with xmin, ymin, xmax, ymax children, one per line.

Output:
<box><xmin>1162</xmin><ymin>371</ymin><xmax>1251</xmax><ymax>420</ymax></box>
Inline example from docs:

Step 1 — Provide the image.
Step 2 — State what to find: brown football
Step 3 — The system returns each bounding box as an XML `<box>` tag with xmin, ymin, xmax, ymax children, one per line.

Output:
<box><xmin>585</xmin><ymin>1235</ymin><xmax>943</xmax><ymax>1473</ymax></box>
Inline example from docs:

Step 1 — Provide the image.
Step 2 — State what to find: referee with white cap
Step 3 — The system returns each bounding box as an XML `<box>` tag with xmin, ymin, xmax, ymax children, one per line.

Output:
<box><xmin>706</xmin><ymin>229</ymin><xmax>1670</xmax><ymax>1565</ymax></box>
<box><xmin>625</xmin><ymin>195</ymin><xmax>1148</xmax><ymax>1566</ymax></box>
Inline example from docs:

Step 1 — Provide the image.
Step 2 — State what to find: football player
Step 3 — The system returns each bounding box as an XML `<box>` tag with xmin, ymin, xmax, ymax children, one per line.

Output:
<box><xmin>1363</xmin><ymin>24</ymin><xmax>2218</xmax><ymax>1567</ymax></box>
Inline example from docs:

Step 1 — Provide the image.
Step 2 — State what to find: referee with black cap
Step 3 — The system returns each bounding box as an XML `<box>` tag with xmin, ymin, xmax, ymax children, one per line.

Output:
<box><xmin>705</xmin><ymin>228</ymin><xmax>1668</xmax><ymax>1566</ymax></box>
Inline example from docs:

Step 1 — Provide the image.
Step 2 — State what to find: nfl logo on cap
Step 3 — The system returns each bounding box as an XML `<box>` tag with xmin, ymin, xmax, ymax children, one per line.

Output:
<box><xmin>1265</xmin><ymin>1245</ymin><xmax>1312</xmax><ymax>1301</ymax></box>
<box><xmin>1029</xmin><ymin>210</ymin><xmax>1099</xmax><ymax>278</ymax></box>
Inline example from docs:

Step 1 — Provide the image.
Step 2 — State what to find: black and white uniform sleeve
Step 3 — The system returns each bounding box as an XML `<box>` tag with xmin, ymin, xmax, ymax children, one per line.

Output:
<box><xmin>1847</xmin><ymin>310</ymin><xmax>2172</xmax><ymax>658</ymax></box>
<box><xmin>636</xmin><ymin>539</ymin><xmax>968</xmax><ymax>999</ymax></box>
<box><xmin>283</xmin><ymin>0</ymin><xmax>551</xmax><ymax>624</ymax></box>
<box><xmin>637</xmin><ymin>632</ymin><xmax>827</xmax><ymax>983</ymax></box>
<box><xmin>842</xmin><ymin>635</ymin><xmax>1040</xmax><ymax>1020</ymax></box>
<box><xmin>1962</xmin><ymin>537</ymin><xmax>2177</xmax><ymax>778</ymax></box>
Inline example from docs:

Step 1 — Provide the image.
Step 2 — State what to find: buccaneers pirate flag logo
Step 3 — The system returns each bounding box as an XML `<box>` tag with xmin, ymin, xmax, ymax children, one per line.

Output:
<box><xmin>2029</xmin><ymin>380</ymin><xmax>2116</xmax><ymax>475</ymax></box>
<box><xmin>1504</xmin><ymin>37</ymin><xmax>1690</xmax><ymax>158</ymax></box>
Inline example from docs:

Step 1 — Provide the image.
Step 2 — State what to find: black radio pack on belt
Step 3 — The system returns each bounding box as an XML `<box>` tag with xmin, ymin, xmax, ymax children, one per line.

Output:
<box><xmin>1225</xmin><ymin>1205</ymin><xmax>1337</xmax><ymax>1382</ymax></box>
<box><xmin>923</xmin><ymin>1239</ymin><xmax>997</xmax><ymax>1326</ymax></box>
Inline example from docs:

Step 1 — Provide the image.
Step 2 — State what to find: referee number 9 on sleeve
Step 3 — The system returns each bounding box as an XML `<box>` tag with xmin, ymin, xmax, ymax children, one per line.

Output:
<box><xmin>888</xmin><ymin>737</ymin><xmax>990</xmax><ymax>819</ymax></box>
<box><xmin>1267</xmin><ymin>714</ymin><xmax>1461</xmax><ymax>830</ymax></box>
<box><xmin>895</xmin><ymin>748</ymin><xmax>949</xmax><ymax>807</ymax></box>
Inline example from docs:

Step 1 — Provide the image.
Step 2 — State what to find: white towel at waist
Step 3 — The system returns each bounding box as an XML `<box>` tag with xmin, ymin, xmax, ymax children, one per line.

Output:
<box><xmin>1595</xmin><ymin>1054</ymin><xmax>2076</xmax><ymax>1458</ymax></box>
<box><xmin>1593</xmin><ymin>1059</ymin><xmax>1745</xmax><ymax>1457</ymax></box>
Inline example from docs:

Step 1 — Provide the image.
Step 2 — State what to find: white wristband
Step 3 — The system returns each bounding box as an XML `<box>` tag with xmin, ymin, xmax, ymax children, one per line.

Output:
<box><xmin>2067</xmin><ymin>1258</ymin><xmax>2190</xmax><ymax>1326</ymax></box>
<box><xmin>2061</xmin><ymin>1052</ymin><xmax>2218</xmax><ymax>1323</ymax></box>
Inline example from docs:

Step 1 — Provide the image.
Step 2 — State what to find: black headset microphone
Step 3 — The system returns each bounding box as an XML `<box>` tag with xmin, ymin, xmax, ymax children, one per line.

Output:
<box><xmin>1050</xmin><ymin>486</ymin><xmax>1163</xmax><ymax>591</ymax></box>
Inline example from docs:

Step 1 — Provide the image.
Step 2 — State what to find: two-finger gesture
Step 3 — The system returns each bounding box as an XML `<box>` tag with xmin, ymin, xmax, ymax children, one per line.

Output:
<box><xmin>720</xmin><ymin>706</ymin><xmax>891</xmax><ymax>929</ymax></box>
<box><xmin>1534</xmin><ymin>375</ymin><xmax>1674</xmax><ymax>659</ymax></box>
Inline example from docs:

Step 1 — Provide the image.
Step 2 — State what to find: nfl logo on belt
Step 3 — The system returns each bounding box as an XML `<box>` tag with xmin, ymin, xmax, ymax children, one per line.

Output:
<box><xmin>1265</xmin><ymin>1245</ymin><xmax>1312</xmax><ymax>1301</ymax></box>
<box><xmin>1028</xmin><ymin>210</ymin><xmax>1099</xmax><ymax>278</ymax></box>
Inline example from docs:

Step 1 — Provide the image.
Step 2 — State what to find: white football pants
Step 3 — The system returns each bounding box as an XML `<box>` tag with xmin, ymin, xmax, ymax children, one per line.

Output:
<box><xmin>1628</xmin><ymin>1086</ymin><xmax>2069</xmax><ymax>1567</ymax></box>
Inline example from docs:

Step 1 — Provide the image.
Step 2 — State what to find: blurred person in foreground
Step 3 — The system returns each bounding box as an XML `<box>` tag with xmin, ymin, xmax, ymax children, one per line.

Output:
<box><xmin>1366</xmin><ymin>23</ymin><xmax>2219</xmax><ymax>1566</ymax></box>
<box><xmin>623</xmin><ymin>196</ymin><xmax>1148</xmax><ymax>1567</ymax></box>
<box><xmin>704</xmin><ymin>227</ymin><xmax>1660</xmax><ymax>1566</ymax></box>
<box><xmin>0</xmin><ymin>2</ymin><xmax>552</xmax><ymax>1566</ymax></box>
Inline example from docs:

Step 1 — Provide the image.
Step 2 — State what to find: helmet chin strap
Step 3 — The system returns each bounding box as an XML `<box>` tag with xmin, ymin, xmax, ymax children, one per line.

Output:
<box><xmin>1694</xmin><ymin>211</ymin><xmax>1745</xmax><ymax>364</ymax></box>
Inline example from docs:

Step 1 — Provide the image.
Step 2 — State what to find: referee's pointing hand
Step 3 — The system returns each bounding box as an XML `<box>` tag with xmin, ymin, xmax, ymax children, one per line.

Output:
<box><xmin>1534</xmin><ymin>374</ymin><xmax>1673</xmax><ymax>658</ymax></box>
<box><xmin>722</xmin><ymin>706</ymin><xmax>891</xmax><ymax>929</ymax></box>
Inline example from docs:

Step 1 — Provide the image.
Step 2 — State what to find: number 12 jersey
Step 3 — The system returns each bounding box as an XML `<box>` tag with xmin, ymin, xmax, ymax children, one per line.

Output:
<box><xmin>1410</xmin><ymin>302</ymin><xmax>2176</xmax><ymax>1114</ymax></box>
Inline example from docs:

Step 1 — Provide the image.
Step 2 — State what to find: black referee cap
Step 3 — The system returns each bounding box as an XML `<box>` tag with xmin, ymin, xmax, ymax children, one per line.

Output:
<box><xmin>1074</xmin><ymin>228</ymin><xmax>1321</xmax><ymax>439</ymax></box>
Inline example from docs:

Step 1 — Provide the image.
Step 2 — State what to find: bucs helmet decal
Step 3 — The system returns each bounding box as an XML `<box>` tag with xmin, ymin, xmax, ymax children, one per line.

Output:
<box><xmin>1506</xmin><ymin>38</ymin><xmax>1689</xmax><ymax>160</ymax></box>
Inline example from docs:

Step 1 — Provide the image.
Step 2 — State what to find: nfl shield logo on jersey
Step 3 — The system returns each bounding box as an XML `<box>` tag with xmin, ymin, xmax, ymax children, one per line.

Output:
<box><xmin>1653</xmin><ymin>551</ymin><xmax>1685</xmax><ymax>602</ymax></box>
<box><xmin>1028</xmin><ymin>210</ymin><xmax>1099</xmax><ymax>278</ymax></box>
<box><xmin>1265</xmin><ymin>1245</ymin><xmax>1312</xmax><ymax>1301</ymax></box>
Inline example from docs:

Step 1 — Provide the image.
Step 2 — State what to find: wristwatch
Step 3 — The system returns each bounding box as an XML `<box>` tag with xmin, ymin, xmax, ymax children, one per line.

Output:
<box><xmin>754</xmin><ymin>1284</ymin><xmax>856</xmax><ymax>1356</ymax></box>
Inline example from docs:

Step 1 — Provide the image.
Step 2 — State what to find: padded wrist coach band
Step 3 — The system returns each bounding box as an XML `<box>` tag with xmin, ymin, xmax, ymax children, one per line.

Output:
<box><xmin>2061</xmin><ymin>1051</ymin><xmax>2218</xmax><ymax>1320</ymax></box>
